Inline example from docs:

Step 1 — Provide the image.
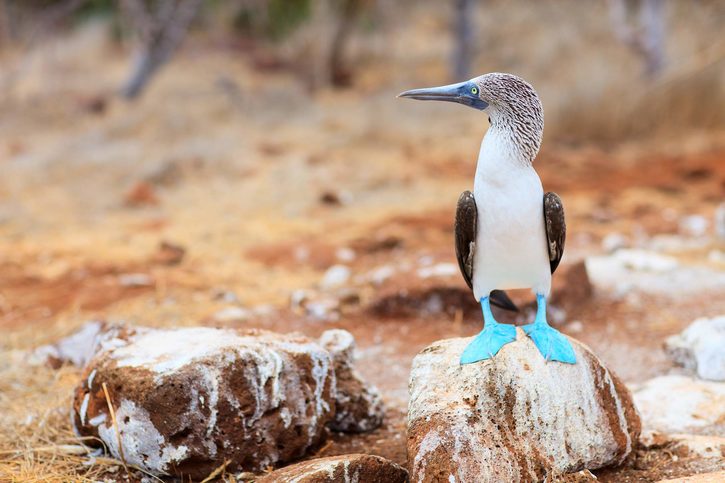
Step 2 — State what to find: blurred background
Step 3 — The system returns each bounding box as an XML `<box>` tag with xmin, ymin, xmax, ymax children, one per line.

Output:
<box><xmin>0</xmin><ymin>0</ymin><xmax>724</xmax><ymax>480</ymax></box>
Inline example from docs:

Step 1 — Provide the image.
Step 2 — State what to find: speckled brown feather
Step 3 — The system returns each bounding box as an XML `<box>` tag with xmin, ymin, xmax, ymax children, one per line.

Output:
<box><xmin>543</xmin><ymin>192</ymin><xmax>566</xmax><ymax>273</ymax></box>
<box><xmin>455</xmin><ymin>191</ymin><xmax>518</xmax><ymax>311</ymax></box>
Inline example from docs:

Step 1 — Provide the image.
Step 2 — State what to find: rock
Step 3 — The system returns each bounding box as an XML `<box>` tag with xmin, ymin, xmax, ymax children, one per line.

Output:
<box><xmin>679</xmin><ymin>215</ymin><xmax>709</xmax><ymax>237</ymax></box>
<box><xmin>151</xmin><ymin>241</ymin><xmax>186</xmax><ymax>266</ymax></box>
<box><xmin>601</xmin><ymin>233</ymin><xmax>629</xmax><ymax>253</ymax></box>
<box><xmin>211</xmin><ymin>306</ymin><xmax>251</xmax><ymax>323</ymax></box>
<box><xmin>118</xmin><ymin>273</ymin><xmax>154</xmax><ymax>287</ymax></box>
<box><xmin>716</xmin><ymin>203</ymin><xmax>725</xmax><ymax>240</ymax></box>
<box><xmin>632</xmin><ymin>375</ymin><xmax>725</xmax><ymax>433</ymax></box>
<box><xmin>319</xmin><ymin>330</ymin><xmax>384</xmax><ymax>433</ymax></box>
<box><xmin>321</xmin><ymin>265</ymin><xmax>351</xmax><ymax>289</ymax></box>
<box><xmin>31</xmin><ymin>321</ymin><xmax>126</xmax><ymax>368</ymax></box>
<box><xmin>417</xmin><ymin>263</ymin><xmax>458</xmax><ymax>279</ymax></box>
<box><xmin>657</xmin><ymin>471</ymin><xmax>725</xmax><ymax>483</ymax></box>
<box><xmin>255</xmin><ymin>454</ymin><xmax>408</xmax><ymax>483</ymax></box>
<box><xmin>407</xmin><ymin>332</ymin><xmax>640</xmax><ymax>482</ymax></box>
<box><xmin>665</xmin><ymin>316</ymin><xmax>725</xmax><ymax>381</ymax></box>
<box><xmin>72</xmin><ymin>327</ymin><xmax>336</xmax><ymax>478</ymax></box>
<box><xmin>641</xmin><ymin>430</ymin><xmax>725</xmax><ymax>459</ymax></box>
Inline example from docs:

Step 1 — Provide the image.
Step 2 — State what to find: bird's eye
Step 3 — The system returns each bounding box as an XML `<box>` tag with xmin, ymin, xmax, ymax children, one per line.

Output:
<box><xmin>471</xmin><ymin>86</ymin><xmax>479</xmax><ymax>95</ymax></box>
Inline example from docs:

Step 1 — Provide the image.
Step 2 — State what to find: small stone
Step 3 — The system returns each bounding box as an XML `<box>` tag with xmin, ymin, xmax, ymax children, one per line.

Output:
<box><xmin>602</xmin><ymin>233</ymin><xmax>628</xmax><ymax>253</ymax></box>
<box><xmin>715</xmin><ymin>203</ymin><xmax>725</xmax><ymax>240</ymax></box>
<box><xmin>335</xmin><ymin>247</ymin><xmax>356</xmax><ymax>262</ymax></box>
<box><xmin>211</xmin><ymin>306</ymin><xmax>251</xmax><ymax>323</ymax></box>
<box><xmin>151</xmin><ymin>241</ymin><xmax>185</xmax><ymax>265</ymax></box>
<box><xmin>408</xmin><ymin>332</ymin><xmax>640</xmax><ymax>482</ymax></box>
<box><xmin>664</xmin><ymin>316</ymin><xmax>725</xmax><ymax>381</ymax></box>
<box><xmin>321</xmin><ymin>265</ymin><xmax>351</xmax><ymax>289</ymax></box>
<box><xmin>31</xmin><ymin>321</ymin><xmax>113</xmax><ymax>368</ymax></box>
<box><xmin>368</xmin><ymin>265</ymin><xmax>396</xmax><ymax>286</ymax></box>
<box><xmin>614</xmin><ymin>249</ymin><xmax>678</xmax><ymax>272</ymax></box>
<box><xmin>256</xmin><ymin>454</ymin><xmax>408</xmax><ymax>483</ymax></box>
<box><xmin>118</xmin><ymin>273</ymin><xmax>154</xmax><ymax>287</ymax></box>
<box><xmin>632</xmin><ymin>375</ymin><xmax>725</xmax><ymax>433</ymax></box>
<box><xmin>417</xmin><ymin>262</ymin><xmax>458</xmax><ymax>279</ymax></box>
<box><xmin>679</xmin><ymin>215</ymin><xmax>709</xmax><ymax>237</ymax></box>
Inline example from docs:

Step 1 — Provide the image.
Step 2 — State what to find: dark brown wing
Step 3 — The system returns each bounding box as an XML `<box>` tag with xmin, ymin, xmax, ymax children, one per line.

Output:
<box><xmin>543</xmin><ymin>192</ymin><xmax>566</xmax><ymax>274</ymax></box>
<box><xmin>455</xmin><ymin>191</ymin><xmax>518</xmax><ymax>311</ymax></box>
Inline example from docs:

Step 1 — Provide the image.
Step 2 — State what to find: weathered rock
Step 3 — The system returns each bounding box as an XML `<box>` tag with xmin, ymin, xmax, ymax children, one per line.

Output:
<box><xmin>632</xmin><ymin>375</ymin><xmax>725</xmax><ymax>433</ymax></box>
<box><xmin>319</xmin><ymin>329</ymin><xmax>384</xmax><ymax>433</ymax></box>
<box><xmin>31</xmin><ymin>321</ymin><xmax>135</xmax><ymax>368</ymax></box>
<box><xmin>665</xmin><ymin>316</ymin><xmax>725</xmax><ymax>381</ymax></box>
<box><xmin>256</xmin><ymin>454</ymin><xmax>408</xmax><ymax>483</ymax></box>
<box><xmin>72</xmin><ymin>327</ymin><xmax>338</xmax><ymax>478</ymax></box>
<box><xmin>408</xmin><ymin>332</ymin><xmax>641</xmax><ymax>482</ymax></box>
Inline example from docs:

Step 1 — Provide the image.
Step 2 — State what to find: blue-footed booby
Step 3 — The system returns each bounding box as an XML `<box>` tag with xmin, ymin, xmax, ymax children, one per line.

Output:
<box><xmin>399</xmin><ymin>73</ymin><xmax>576</xmax><ymax>365</ymax></box>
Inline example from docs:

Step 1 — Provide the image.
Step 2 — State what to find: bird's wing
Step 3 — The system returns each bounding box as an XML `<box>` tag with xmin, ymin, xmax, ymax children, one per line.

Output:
<box><xmin>455</xmin><ymin>191</ymin><xmax>518</xmax><ymax>311</ymax></box>
<box><xmin>543</xmin><ymin>192</ymin><xmax>566</xmax><ymax>274</ymax></box>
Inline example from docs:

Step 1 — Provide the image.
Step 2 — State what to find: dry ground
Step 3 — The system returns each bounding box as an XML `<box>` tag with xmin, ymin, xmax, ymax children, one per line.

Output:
<box><xmin>1</xmin><ymin>2</ymin><xmax>724</xmax><ymax>481</ymax></box>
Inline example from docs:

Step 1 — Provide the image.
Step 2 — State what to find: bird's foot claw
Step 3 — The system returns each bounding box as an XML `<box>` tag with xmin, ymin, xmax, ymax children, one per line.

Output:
<box><xmin>460</xmin><ymin>323</ymin><xmax>517</xmax><ymax>365</ymax></box>
<box><xmin>522</xmin><ymin>322</ymin><xmax>576</xmax><ymax>364</ymax></box>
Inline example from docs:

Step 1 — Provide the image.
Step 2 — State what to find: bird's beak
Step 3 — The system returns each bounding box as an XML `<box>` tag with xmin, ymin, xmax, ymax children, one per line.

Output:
<box><xmin>397</xmin><ymin>81</ymin><xmax>488</xmax><ymax>110</ymax></box>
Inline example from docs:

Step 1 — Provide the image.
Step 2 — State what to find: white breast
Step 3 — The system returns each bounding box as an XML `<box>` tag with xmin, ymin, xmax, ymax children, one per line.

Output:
<box><xmin>470</xmin><ymin>128</ymin><xmax>551</xmax><ymax>301</ymax></box>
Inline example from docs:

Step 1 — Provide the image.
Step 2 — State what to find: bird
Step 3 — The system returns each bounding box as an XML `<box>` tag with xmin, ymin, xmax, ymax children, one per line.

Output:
<box><xmin>399</xmin><ymin>73</ymin><xmax>576</xmax><ymax>365</ymax></box>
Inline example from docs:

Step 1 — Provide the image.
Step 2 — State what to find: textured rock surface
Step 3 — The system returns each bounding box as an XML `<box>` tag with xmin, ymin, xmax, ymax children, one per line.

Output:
<box><xmin>632</xmin><ymin>375</ymin><xmax>725</xmax><ymax>433</ymax></box>
<box><xmin>72</xmin><ymin>327</ymin><xmax>339</xmax><ymax>478</ymax></box>
<box><xmin>256</xmin><ymin>454</ymin><xmax>408</xmax><ymax>483</ymax></box>
<box><xmin>665</xmin><ymin>316</ymin><xmax>725</xmax><ymax>381</ymax></box>
<box><xmin>319</xmin><ymin>329</ymin><xmax>384</xmax><ymax>432</ymax></box>
<box><xmin>408</xmin><ymin>331</ymin><xmax>641</xmax><ymax>483</ymax></box>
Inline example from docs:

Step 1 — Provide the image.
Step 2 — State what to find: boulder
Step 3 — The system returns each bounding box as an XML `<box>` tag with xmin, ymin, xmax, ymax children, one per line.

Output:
<box><xmin>632</xmin><ymin>375</ymin><xmax>725</xmax><ymax>433</ymax></box>
<box><xmin>319</xmin><ymin>329</ymin><xmax>384</xmax><ymax>433</ymax></box>
<box><xmin>71</xmin><ymin>326</ymin><xmax>379</xmax><ymax>478</ymax></box>
<box><xmin>255</xmin><ymin>454</ymin><xmax>408</xmax><ymax>483</ymax></box>
<box><xmin>407</xmin><ymin>331</ymin><xmax>641</xmax><ymax>483</ymax></box>
<box><xmin>665</xmin><ymin>316</ymin><xmax>725</xmax><ymax>381</ymax></box>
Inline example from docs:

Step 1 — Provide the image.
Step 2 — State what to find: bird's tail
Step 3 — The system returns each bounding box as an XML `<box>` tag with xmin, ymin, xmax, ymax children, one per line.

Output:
<box><xmin>490</xmin><ymin>290</ymin><xmax>518</xmax><ymax>312</ymax></box>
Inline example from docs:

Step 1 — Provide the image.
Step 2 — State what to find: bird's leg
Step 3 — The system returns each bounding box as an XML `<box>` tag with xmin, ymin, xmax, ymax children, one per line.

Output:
<box><xmin>460</xmin><ymin>295</ymin><xmax>517</xmax><ymax>365</ymax></box>
<box><xmin>522</xmin><ymin>294</ymin><xmax>576</xmax><ymax>364</ymax></box>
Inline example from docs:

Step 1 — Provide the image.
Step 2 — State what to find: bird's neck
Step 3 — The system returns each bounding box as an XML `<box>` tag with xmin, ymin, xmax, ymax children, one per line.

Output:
<box><xmin>474</xmin><ymin>124</ymin><xmax>536</xmax><ymax>187</ymax></box>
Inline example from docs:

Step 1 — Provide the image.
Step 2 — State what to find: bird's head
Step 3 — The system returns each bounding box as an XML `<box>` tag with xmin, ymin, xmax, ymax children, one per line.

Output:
<box><xmin>398</xmin><ymin>72</ymin><xmax>544</xmax><ymax>162</ymax></box>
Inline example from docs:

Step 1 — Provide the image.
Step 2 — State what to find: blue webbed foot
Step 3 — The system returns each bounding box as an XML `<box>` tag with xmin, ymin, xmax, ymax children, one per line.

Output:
<box><xmin>460</xmin><ymin>295</ymin><xmax>517</xmax><ymax>365</ymax></box>
<box><xmin>460</xmin><ymin>322</ymin><xmax>517</xmax><ymax>364</ymax></box>
<box><xmin>523</xmin><ymin>294</ymin><xmax>576</xmax><ymax>364</ymax></box>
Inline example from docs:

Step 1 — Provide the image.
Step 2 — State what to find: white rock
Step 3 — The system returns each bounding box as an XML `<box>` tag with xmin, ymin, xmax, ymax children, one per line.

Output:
<box><xmin>118</xmin><ymin>273</ymin><xmax>154</xmax><ymax>287</ymax></box>
<box><xmin>632</xmin><ymin>375</ymin><xmax>725</xmax><ymax>433</ymax></box>
<box><xmin>335</xmin><ymin>247</ymin><xmax>356</xmax><ymax>262</ymax></box>
<box><xmin>368</xmin><ymin>265</ymin><xmax>396</xmax><ymax>286</ymax></box>
<box><xmin>31</xmin><ymin>321</ymin><xmax>108</xmax><ymax>367</ymax></box>
<box><xmin>407</xmin><ymin>332</ymin><xmax>640</xmax><ymax>482</ymax></box>
<box><xmin>614</xmin><ymin>249</ymin><xmax>679</xmax><ymax>272</ymax></box>
<box><xmin>321</xmin><ymin>264</ymin><xmax>351</xmax><ymax>289</ymax></box>
<box><xmin>417</xmin><ymin>262</ymin><xmax>458</xmax><ymax>279</ymax></box>
<box><xmin>602</xmin><ymin>233</ymin><xmax>628</xmax><ymax>253</ymax></box>
<box><xmin>679</xmin><ymin>215</ymin><xmax>709</xmax><ymax>237</ymax></box>
<box><xmin>211</xmin><ymin>306</ymin><xmax>251</xmax><ymax>323</ymax></box>
<box><xmin>716</xmin><ymin>203</ymin><xmax>725</xmax><ymax>240</ymax></box>
<box><xmin>665</xmin><ymin>316</ymin><xmax>725</xmax><ymax>381</ymax></box>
